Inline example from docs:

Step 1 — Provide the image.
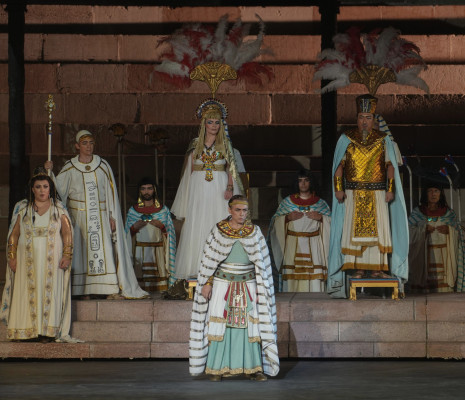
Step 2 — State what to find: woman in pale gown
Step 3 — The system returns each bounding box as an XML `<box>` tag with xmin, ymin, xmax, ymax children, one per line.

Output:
<box><xmin>170</xmin><ymin>99</ymin><xmax>245</xmax><ymax>283</ymax></box>
<box><xmin>1</xmin><ymin>170</ymin><xmax>75</xmax><ymax>342</ymax></box>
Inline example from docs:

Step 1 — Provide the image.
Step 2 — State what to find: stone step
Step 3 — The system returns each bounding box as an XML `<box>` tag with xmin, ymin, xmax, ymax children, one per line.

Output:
<box><xmin>1</xmin><ymin>293</ymin><xmax>465</xmax><ymax>359</ymax></box>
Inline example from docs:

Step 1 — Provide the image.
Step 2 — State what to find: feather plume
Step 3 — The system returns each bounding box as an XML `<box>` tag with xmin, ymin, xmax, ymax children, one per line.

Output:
<box><xmin>155</xmin><ymin>14</ymin><xmax>272</xmax><ymax>90</ymax></box>
<box><xmin>314</xmin><ymin>26</ymin><xmax>429</xmax><ymax>94</ymax></box>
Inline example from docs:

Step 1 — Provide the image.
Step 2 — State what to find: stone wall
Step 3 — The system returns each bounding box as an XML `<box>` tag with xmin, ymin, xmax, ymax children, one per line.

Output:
<box><xmin>1</xmin><ymin>5</ymin><xmax>465</xmax><ymax>280</ymax></box>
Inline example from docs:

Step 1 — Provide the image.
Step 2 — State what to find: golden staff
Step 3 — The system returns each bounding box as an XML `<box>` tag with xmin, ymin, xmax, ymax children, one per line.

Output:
<box><xmin>44</xmin><ymin>94</ymin><xmax>56</xmax><ymax>176</ymax></box>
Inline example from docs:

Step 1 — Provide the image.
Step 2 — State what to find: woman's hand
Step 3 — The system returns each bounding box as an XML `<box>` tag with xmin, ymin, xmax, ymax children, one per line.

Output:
<box><xmin>224</xmin><ymin>189</ymin><xmax>233</xmax><ymax>200</ymax></box>
<box><xmin>8</xmin><ymin>258</ymin><xmax>17</xmax><ymax>273</ymax></box>
<box><xmin>109</xmin><ymin>217</ymin><xmax>116</xmax><ymax>233</ymax></box>
<box><xmin>59</xmin><ymin>256</ymin><xmax>71</xmax><ymax>270</ymax></box>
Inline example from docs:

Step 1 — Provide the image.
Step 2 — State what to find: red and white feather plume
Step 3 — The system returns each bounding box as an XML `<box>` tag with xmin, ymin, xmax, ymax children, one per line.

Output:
<box><xmin>314</xmin><ymin>27</ymin><xmax>429</xmax><ymax>94</ymax></box>
<box><xmin>155</xmin><ymin>15</ymin><xmax>272</xmax><ymax>88</ymax></box>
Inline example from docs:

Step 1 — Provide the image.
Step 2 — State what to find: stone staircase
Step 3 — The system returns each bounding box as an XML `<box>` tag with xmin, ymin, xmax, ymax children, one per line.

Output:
<box><xmin>2</xmin><ymin>292</ymin><xmax>465</xmax><ymax>359</ymax></box>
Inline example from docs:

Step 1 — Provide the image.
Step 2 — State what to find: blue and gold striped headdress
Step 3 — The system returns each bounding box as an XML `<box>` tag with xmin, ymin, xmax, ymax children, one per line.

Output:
<box><xmin>356</xmin><ymin>95</ymin><xmax>377</xmax><ymax>114</ymax></box>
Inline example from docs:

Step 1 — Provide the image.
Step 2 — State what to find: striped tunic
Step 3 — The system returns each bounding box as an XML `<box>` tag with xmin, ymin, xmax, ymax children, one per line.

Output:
<box><xmin>189</xmin><ymin>222</ymin><xmax>280</xmax><ymax>377</ymax></box>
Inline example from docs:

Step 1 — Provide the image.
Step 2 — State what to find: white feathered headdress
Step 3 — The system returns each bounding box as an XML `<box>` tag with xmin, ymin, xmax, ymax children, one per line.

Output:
<box><xmin>155</xmin><ymin>14</ymin><xmax>272</xmax><ymax>96</ymax></box>
<box><xmin>314</xmin><ymin>26</ymin><xmax>429</xmax><ymax>95</ymax></box>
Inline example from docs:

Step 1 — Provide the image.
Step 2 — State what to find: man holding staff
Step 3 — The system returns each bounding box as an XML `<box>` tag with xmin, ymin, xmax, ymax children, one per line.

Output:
<box><xmin>45</xmin><ymin>130</ymin><xmax>147</xmax><ymax>299</ymax></box>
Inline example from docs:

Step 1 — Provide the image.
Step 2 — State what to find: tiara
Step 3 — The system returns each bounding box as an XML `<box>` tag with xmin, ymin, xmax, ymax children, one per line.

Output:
<box><xmin>196</xmin><ymin>98</ymin><xmax>228</xmax><ymax>120</ymax></box>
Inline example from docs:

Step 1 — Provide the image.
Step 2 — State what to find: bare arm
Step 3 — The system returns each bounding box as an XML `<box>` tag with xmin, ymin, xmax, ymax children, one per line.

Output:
<box><xmin>224</xmin><ymin>164</ymin><xmax>233</xmax><ymax>200</ymax></box>
<box><xmin>59</xmin><ymin>215</ymin><xmax>73</xmax><ymax>270</ymax></box>
<box><xmin>7</xmin><ymin>217</ymin><xmax>20</xmax><ymax>273</ymax></box>
<box><xmin>334</xmin><ymin>164</ymin><xmax>346</xmax><ymax>203</ymax></box>
<box><xmin>385</xmin><ymin>164</ymin><xmax>395</xmax><ymax>203</ymax></box>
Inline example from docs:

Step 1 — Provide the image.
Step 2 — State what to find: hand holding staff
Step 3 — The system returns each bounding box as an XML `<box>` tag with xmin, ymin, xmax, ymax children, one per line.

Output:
<box><xmin>44</xmin><ymin>95</ymin><xmax>56</xmax><ymax>175</ymax></box>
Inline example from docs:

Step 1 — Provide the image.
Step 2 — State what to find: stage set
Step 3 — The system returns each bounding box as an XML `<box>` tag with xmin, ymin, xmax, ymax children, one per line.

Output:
<box><xmin>2</xmin><ymin>2</ymin><xmax>465</xmax><ymax>362</ymax></box>
<box><xmin>2</xmin><ymin>293</ymin><xmax>465</xmax><ymax>360</ymax></box>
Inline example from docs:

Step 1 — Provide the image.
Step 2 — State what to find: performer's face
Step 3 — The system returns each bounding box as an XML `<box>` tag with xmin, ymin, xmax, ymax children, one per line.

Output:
<box><xmin>75</xmin><ymin>138</ymin><xmax>95</xmax><ymax>157</ymax></box>
<box><xmin>32</xmin><ymin>179</ymin><xmax>50</xmax><ymax>202</ymax></box>
<box><xmin>357</xmin><ymin>113</ymin><xmax>374</xmax><ymax>132</ymax></box>
<box><xmin>205</xmin><ymin>119</ymin><xmax>220</xmax><ymax>136</ymax></box>
<box><xmin>298</xmin><ymin>177</ymin><xmax>311</xmax><ymax>194</ymax></box>
<box><xmin>229</xmin><ymin>203</ymin><xmax>248</xmax><ymax>226</ymax></box>
<box><xmin>140</xmin><ymin>184</ymin><xmax>155</xmax><ymax>201</ymax></box>
<box><xmin>427</xmin><ymin>187</ymin><xmax>441</xmax><ymax>204</ymax></box>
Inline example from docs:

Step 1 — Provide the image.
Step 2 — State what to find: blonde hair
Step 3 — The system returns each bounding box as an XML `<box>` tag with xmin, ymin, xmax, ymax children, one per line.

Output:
<box><xmin>193</xmin><ymin>116</ymin><xmax>227</xmax><ymax>158</ymax></box>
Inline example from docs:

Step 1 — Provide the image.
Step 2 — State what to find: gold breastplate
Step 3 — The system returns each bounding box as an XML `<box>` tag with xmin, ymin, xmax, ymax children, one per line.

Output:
<box><xmin>345</xmin><ymin>130</ymin><xmax>386</xmax><ymax>183</ymax></box>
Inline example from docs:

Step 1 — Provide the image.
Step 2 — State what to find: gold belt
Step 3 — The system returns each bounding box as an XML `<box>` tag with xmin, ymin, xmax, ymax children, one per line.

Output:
<box><xmin>287</xmin><ymin>229</ymin><xmax>320</xmax><ymax>238</ymax></box>
<box><xmin>192</xmin><ymin>164</ymin><xmax>226</xmax><ymax>172</ymax></box>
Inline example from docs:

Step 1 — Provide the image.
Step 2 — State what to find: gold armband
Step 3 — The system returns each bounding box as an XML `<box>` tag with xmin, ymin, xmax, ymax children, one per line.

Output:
<box><xmin>387</xmin><ymin>178</ymin><xmax>395</xmax><ymax>193</ymax></box>
<box><xmin>205</xmin><ymin>275</ymin><xmax>214</xmax><ymax>286</ymax></box>
<box><xmin>63</xmin><ymin>243</ymin><xmax>74</xmax><ymax>258</ymax></box>
<box><xmin>7</xmin><ymin>243</ymin><xmax>17</xmax><ymax>260</ymax></box>
<box><xmin>334</xmin><ymin>176</ymin><xmax>344</xmax><ymax>192</ymax></box>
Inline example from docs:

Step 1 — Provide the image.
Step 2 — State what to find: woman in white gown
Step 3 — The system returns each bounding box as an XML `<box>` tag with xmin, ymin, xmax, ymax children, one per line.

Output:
<box><xmin>1</xmin><ymin>170</ymin><xmax>75</xmax><ymax>342</ymax></box>
<box><xmin>171</xmin><ymin>99</ymin><xmax>245</xmax><ymax>283</ymax></box>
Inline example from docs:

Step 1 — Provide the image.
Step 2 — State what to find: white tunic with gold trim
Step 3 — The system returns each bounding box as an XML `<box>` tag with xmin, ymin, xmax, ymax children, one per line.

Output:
<box><xmin>1</xmin><ymin>200</ymin><xmax>72</xmax><ymax>340</ymax></box>
<box><xmin>55</xmin><ymin>155</ymin><xmax>147</xmax><ymax>298</ymax></box>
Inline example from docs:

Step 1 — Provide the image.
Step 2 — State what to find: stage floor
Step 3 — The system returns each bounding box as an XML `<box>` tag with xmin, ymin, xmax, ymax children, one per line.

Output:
<box><xmin>1</xmin><ymin>359</ymin><xmax>465</xmax><ymax>400</ymax></box>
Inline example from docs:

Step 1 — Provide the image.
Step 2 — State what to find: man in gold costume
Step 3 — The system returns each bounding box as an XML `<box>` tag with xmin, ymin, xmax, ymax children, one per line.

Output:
<box><xmin>327</xmin><ymin>95</ymin><xmax>409</xmax><ymax>298</ymax></box>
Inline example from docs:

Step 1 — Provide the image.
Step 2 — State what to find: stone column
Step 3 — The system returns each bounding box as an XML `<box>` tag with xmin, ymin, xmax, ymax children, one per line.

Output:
<box><xmin>7</xmin><ymin>1</ymin><xmax>28</xmax><ymax>221</ymax></box>
<box><xmin>319</xmin><ymin>0</ymin><xmax>339</xmax><ymax>204</ymax></box>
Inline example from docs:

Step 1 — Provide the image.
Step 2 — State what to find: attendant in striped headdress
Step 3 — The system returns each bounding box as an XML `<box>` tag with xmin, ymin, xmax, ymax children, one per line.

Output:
<box><xmin>125</xmin><ymin>177</ymin><xmax>176</xmax><ymax>293</ymax></box>
<box><xmin>268</xmin><ymin>169</ymin><xmax>331</xmax><ymax>292</ymax></box>
<box><xmin>409</xmin><ymin>181</ymin><xmax>465</xmax><ymax>293</ymax></box>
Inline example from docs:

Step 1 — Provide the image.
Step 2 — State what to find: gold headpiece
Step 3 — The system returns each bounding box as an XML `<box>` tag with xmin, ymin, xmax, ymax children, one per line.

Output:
<box><xmin>32</xmin><ymin>166</ymin><xmax>49</xmax><ymax>179</ymax></box>
<box><xmin>190</xmin><ymin>62</ymin><xmax>237</xmax><ymax>98</ymax></box>
<box><xmin>229</xmin><ymin>199</ymin><xmax>249</xmax><ymax>207</ymax></box>
<box><xmin>196</xmin><ymin>98</ymin><xmax>228</xmax><ymax>121</ymax></box>
<box><xmin>356</xmin><ymin>94</ymin><xmax>378</xmax><ymax>114</ymax></box>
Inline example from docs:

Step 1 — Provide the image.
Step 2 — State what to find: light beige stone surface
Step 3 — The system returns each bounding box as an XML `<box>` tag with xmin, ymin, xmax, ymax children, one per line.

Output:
<box><xmin>374</xmin><ymin>342</ymin><xmax>426</xmax><ymax>358</ymax></box>
<box><xmin>289</xmin><ymin>322</ymin><xmax>339</xmax><ymax>342</ymax></box>
<box><xmin>289</xmin><ymin>342</ymin><xmax>374</xmax><ymax>358</ymax></box>
<box><xmin>97</xmin><ymin>300</ymin><xmax>154</xmax><ymax>322</ymax></box>
<box><xmin>339</xmin><ymin>322</ymin><xmax>426</xmax><ymax>342</ymax></box>
<box><xmin>90</xmin><ymin>343</ymin><xmax>151</xmax><ymax>358</ymax></box>
<box><xmin>71</xmin><ymin>322</ymin><xmax>152</xmax><ymax>343</ymax></box>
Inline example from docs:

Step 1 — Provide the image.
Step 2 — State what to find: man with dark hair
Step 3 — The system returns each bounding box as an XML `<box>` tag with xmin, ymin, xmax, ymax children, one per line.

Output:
<box><xmin>268</xmin><ymin>169</ymin><xmax>331</xmax><ymax>292</ymax></box>
<box><xmin>328</xmin><ymin>95</ymin><xmax>409</xmax><ymax>298</ymax></box>
<box><xmin>190</xmin><ymin>195</ymin><xmax>279</xmax><ymax>381</ymax></box>
<box><xmin>125</xmin><ymin>177</ymin><xmax>176</xmax><ymax>292</ymax></box>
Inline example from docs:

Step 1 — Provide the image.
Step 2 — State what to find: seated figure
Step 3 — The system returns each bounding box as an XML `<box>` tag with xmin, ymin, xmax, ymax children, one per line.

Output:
<box><xmin>409</xmin><ymin>182</ymin><xmax>465</xmax><ymax>293</ymax></box>
<box><xmin>268</xmin><ymin>169</ymin><xmax>331</xmax><ymax>292</ymax></box>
